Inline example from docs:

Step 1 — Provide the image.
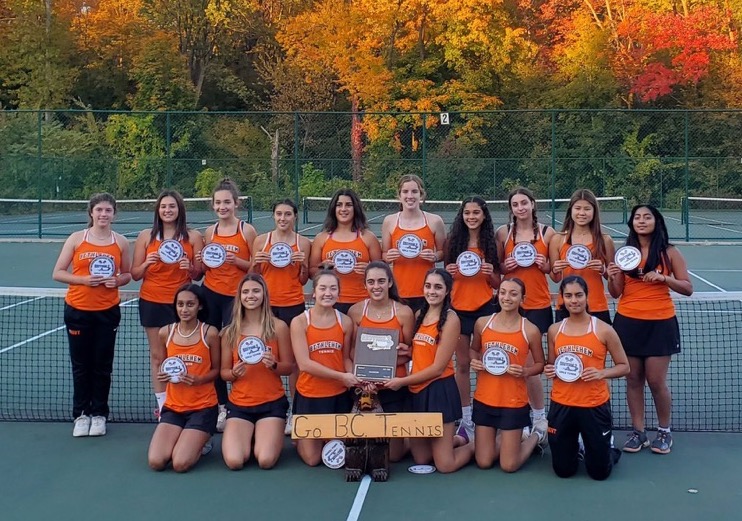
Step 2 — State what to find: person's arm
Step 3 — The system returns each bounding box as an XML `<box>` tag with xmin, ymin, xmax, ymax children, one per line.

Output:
<box><xmin>469</xmin><ymin>317</ymin><xmax>487</xmax><ymax>373</ymax></box>
<box><xmin>606</xmin><ymin>262</ymin><xmax>626</xmax><ymax>298</ymax></box>
<box><xmin>52</xmin><ymin>232</ymin><xmax>90</xmax><ymax>286</ymax></box>
<box><xmin>353</xmin><ymin>229</ymin><xmax>382</xmax><ymax>275</ymax></box>
<box><xmin>543</xmin><ymin>324</ymin><xmax>558</xmax><ymax>379</ymax></box>
<box><xmin>420</xmin><ymin>213</ymin><xmax>446</xmax><ymax>263</ymax></box>
<box><xmin>347</xmin><ymin>303</ymin><xmax>363</xmax><ymax>361</ymax></box>
<box><xmin>496</xmin><ymin>226</ymin><xmax>517</xmax><ymax>274</ymax></box>
<box><xmin>581</xmin><ymin>323</ymin><xmax>630</xmax><ymax>381</ymax></box>
<box><xmin>535</xmin><ymin>226</ymin><xmax>554</xmax><ymax>274</ymax></box>
<box><xmin>290</xmin><ymin>313</ymin><xmax>360</xmax><ymax>387</ymax></box>
<box><xmin>384</xmin><ymin>312</ymin><xmax>460</xmax><ymax>390</ymax></box>
<box><xmin>250</xmin><ymin>234</ymin><xmax>270</xmax><ymax>274</ymax></box>
<box><xmin>295</xmin><ymin>235</ymin><xmax>311</xmax><ymax>285</ymax></box>
<box><xmin>309</xmin><ymin>232</ymin><xmax>329</xmax><ymax>277</ymax></box>
<box><xmin>381</xmin><ymin>215</ymin><xmax>400</xmax><ymax>263</ymax></box>
<box><xmin>220</xmin><ymin>332</ymin><xmax>241</xmax><ymax>382</ymax></box>
<box><xmin>111</xmin><ymin>234</ymin><xmax>132</xmax><ymax>288</ymax></box>
<box><xmin>642</xmin><ymin>246</ymin><xmax>693</xmax><ymax>296</ymax></box>
<box><xmin>259</xmin><ymin>319</ymin><xmax>294</xmax><ymax>376</ymax></box>
<box><xmin>130</xmin><ymin>230</ymin><xmax>156</xmax><ymax>281</ymax></box>
<box><xmin>233</xmin><ymin>222</ymin><xmax>257</xmax><ymax>272</ymax></box>
<box><xmin>155</xmin><ymin>326</ymin><xmax>172</xmax><ymax>385</ymax></box>
<box><xmin>549</xmin><ymin>233</ymin><xmax>568</xmax><ymax>283</ymax></box>
<box><xmin>187</xmin><ymin>229</ymin><xmax>205</xmax><ymax>280</ymax></box>
<box><xmin>395</xmin><ymin>304</ymin><xmax>415</xmax><ymax>365</ymax></box>
<box><xmin>181</xmin><ymin>326</ymin><xmax>220</xmax><ymax>386</ymax></box>
<box><xmin>340</xmin><ymin>314</ymin><xmax>355</xmax><ymax>375</ymax></box>
<box><xmin>517</xmin><ymin>322</ymin><xmax>545</xmax><ymax>378</ymax></box>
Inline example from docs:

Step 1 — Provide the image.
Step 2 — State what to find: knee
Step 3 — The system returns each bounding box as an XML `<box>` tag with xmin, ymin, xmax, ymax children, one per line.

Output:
<box><xmin>299</xmin><ymin>451</ymin><xmax>321</xmax><ymax>467</ymax></box>
<box><xmin>171</xmin><ymin>459</ymin><xmax>193</xmax><ymax>473</ymax></box>
<box><xmin>499</xmin><ymin>460</ymin><xmax>520</xmax><ymax>474</ymax></box>
<box><xmin>475</xmin><ymin>454</ymin><xmax>495</xmax><ymax>469</ymax></box>
<box><xmin>586</xmin><ymin>464</ymin><xmax>612</xmax><ymax>481</ymax></box>
<box><xmin>148</xmin><ymin>458</ymin><xmax>168</xmax><ymax>472</ymax></box>
<box><xmin>435</xmin><ymin>462</ymin><xmax>457</xmax><ymax>474</ymax></box>
<box><xmin>552</xmin><ymin>461</ymin><xmax>578</xmax><ymax>479</ymax></box>
<box><xmin>645</xmin><ymin>374</ymin><xmax>668</xmax><ymax>393</ymax></box>
<box><xmin>257</xmin><ymin>455</ymin><xmax>279</xmax><ymax>470</ymax></box>
<box><xmin>223</xmin><ymin>455</ymin><xmax>245</xmax><ymax>471</ymax></box>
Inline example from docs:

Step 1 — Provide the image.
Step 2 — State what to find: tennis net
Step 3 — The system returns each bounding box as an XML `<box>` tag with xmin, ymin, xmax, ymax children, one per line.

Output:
<box><xmin>1</xmin><ymin>287</ymin><xmax>740</xmax><ymax>431</ymax></box>
<box><xmin>302</xmin><ymin>196</ymin><xmax>628</xmax><ymax>227</ymax></box>
<box><xmin>0</xmin><ymin>196</ymin><xmax>253</xmax><ymax>239</ymax></box>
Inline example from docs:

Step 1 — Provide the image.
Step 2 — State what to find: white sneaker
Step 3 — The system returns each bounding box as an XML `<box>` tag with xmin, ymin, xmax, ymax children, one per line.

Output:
<box><xmin>73</xmin><ymin>415</ymin><xmax>91</xmax><ymax>437</ymax></box>
<box><xmin>89</xmin><ymin>416</ymin><xmax>107</xmax><ymax>436</ymax></box>
<box><xmin>532</xmin><ymin>424</ymin><xmax>548</xmax><ymax>451</ymax></box>
<box><xmin>284</xmin><ymin>412</ymin><xmax>293</xmax><ymax>436</ymax></box>
<box><xmin>201</xmin><ymin>437</ymin><xmax>213</xmax><ymax>456</ymax></box>
<box><xmin>532</xmin><ymin>416</ymin><xmax>548</xmax><ymax>434</ymax></box>
<box><xmin>216</xmin><ymin>404</ymin><xmax>227</xmax><ymax>433</ymax></box>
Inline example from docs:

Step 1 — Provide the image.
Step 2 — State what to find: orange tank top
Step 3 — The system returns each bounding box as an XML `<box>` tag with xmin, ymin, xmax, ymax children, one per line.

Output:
<box><xmin>359</xmin><ymin>300</ymin><xmax>407</xmax><ymax>377</ymax></box>
<box><xmin>140</xmin><ymin>235</ymin><xmax>194</xmax><ymax>303</ymax></box>
<box><xmin>556</xmin><ymin>241</ymin><xmax>608</xmax><ymax>312</ymax></box>
<box><xmin>65</xmin><ymin>230</ymin><xmax>122</xmax><ymax>311</ymax></box>
<box><xmin>260</xmin><ymin>232</ymin><xmax>305</xmax><ymax>307</ymax></box>
<box><xmin>163</xmin><ymin>323</ymin><xmax>218</xmax><ymax>412</ymax></box>
<box><xmin>228</xmin><ymin>335</ymin><xmax>285</xmax><ymax>407</ymax></box>
<box><xmin>322</xmin><ymin>231</ymin><xmax>370</xmax><ymax>304</ymax></box>
<box><xmin>451</xmin><ymin>247</ymin><xmax>495</xmax><ymax>311</ymax></box>
<box><xmin>617</xmin><ymin>259</ymin><xmax>675</xmax><ymax>320</ymax></box>
<box><xmin>473</xmin><ymin>315</ymin><xmax>530</xmax><ymax>408</ymax></box>
<box><xmin>550</xmin><ymin>317</ymin><xmax>610</xmax><ymax>407</ymax></box>
<box><xmin>503</xmin><ymin>225</ymin><xmax>551</xmax><ymax>309</ymax></box>
<box><xmin>389</xmin><ymin>213</ymin><xmax>437</xmax><ymax>299</ymax></box>
<box><xmin>203</xmin><ymin>222</ymin><xmax>251</xmax><ymax>297</ymax></box>
<box><xmin>296</xmin><ymin>310</ymin><xmax>347</xmax><ymax>398</ymax></box>
<box><xmin>409</xmin><ymin>317</ymin><xmax>455</xmax><ymax>393</ymax></box>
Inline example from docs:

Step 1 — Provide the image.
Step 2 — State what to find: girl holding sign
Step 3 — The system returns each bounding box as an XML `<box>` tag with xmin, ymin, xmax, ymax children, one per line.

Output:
<box><xmin>131</xmin><ymin>190</ymin><xmax>204</xmax><ymax>417</ymax></box>
<box><xmin>606</xmin><ymin>205</ymin><xmax>692</xmax><ymax>455</ymax></box>
<box><xmin>444</xmin><ymin>196</ymin><xmax>500</xmax><ymax>441</ymax></box>
<box><xmin>496</xmin><ymin>187</ymin><xmax>555</xmax><ymax>433</ymax></box>
<box><xmin>53</xmin><ymin>193</ymin><xmax>132</xmax><ymax>437</ymax></box>
<box><xmin>549</xmin><ymin>189</ymin><xmax>615</xmax><ymax>324</ymax></box>
<box><xmin>545</xmin><ymin>276</ymin><xmax>628</xmax><ymax>480</ymax></box>
<box><xmin>199</xmin><ymin>178</ymin><xmax>257</xmax><ymax>432</ymax></box>
<box><xmin>470</xmin><ymin>279</ymin><xmax>546</xmax><ymax>472</ymax></box>
<box><xmin>348</xmin><ymin>261</ymin><xmax>415</xmax><ymax>461</ymax></box>
<box><xmin>383</xmin><ymin>269</ymin><xmax>473</xmax><ymax>473</ymax></box>
<box><xmin>220</xmin><ymin>274</ymin><xmax>293</xmax><ymax>470</ymax></box>
<box><xmin>381</xmin><ymin>174</ymin><xmax>446</xmax><ymax>313</ymax></box>
<box><xmin>290</xmin><ymin>271</ymin><xmax>359</xmax><ymax>466</ymax></box>
<box><xmin>310</xmin><ymin>188</ymin><xmax>382</xmax><ymax>314</ymax></box>
<box><xmin>148</xmin><ymin>284</ymin><xmax>220</xmax><ymax>472</ymax></box>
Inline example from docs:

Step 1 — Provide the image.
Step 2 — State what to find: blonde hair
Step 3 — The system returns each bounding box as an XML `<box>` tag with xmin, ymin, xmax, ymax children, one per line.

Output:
<box><xmin>221</xmin><ymin>274</ymin><xmax>276</xmax><ymax>350</ymax></box>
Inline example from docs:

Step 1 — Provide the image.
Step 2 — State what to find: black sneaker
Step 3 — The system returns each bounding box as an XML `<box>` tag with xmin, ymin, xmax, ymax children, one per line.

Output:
<box><xmin>651</xmin><ymin>430</ymin><xmax>673</xmax><ymax>454</ymax></box>
<box><xmin>622</xmin><ymin>430</ymin><xmax>649</xmax><ymax>453</ymax></box>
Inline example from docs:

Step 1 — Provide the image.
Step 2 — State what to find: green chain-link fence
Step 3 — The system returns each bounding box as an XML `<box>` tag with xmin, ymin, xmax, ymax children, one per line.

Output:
<box><xmin>1</xmin><ymin>109</ymin><xmax>741</xmax><ymax>240</ymax></box>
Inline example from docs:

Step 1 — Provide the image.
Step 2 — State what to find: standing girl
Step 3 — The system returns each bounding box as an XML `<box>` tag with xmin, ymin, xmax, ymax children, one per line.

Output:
<box><xmin>549</xmin><ymin>189</ymin><xmax>615</xmax><ymax>324</ymax></box>
<box><xmin>199</xmin><ymin>178</ymin><xmax>257</xmax><ymax>431</ymax></box>
<box><xmin>220</xmin><ymin>274</ymin><xmax>293</xmax><ymax>470</ymax></box>
<box><xmin>607</xmin><ymin>205</ymin><xmax>692</xmax><ymax>454</ymax></box>
<box><xmin>496</xmin><ymin>187</ymin><xmax>555</xmax><ymax>432</ymax></box>
<box><xmin>545</xmin><ymin>276</ymin><xmax>629</xmax><ymax>480</ymax></box>
<box><xmin>310</xmin><ymin>188</ymin><xmax>381</xmax><ymax>314</ymax></box>
<box><xmin>383</xmin><ymin>268</ymin><xmax>473</xmax><ymax>473</ymax></box>
<box><xmin>381</xmin><ymin>174</ymin><xmax>446</xmax><ymax>313</ymax></box>
<box><xmin>444</xmin><ymin>196</ymin><xmax>500</xmax><ymax>440</ymax></box>
<box><xmin>148</xmin><ymin>284</ymin><xmax>220</xmax><ymax>472</ymax></box>
<box><xmin>470</xmin><ymin>279</ymin><xmax>546</xmax><ymax>472</ymax></box>
<box><xmin>348</xmin><ymin>261</ymin><xmax>415</xmax><ymax>460</ymax></box>
<box><xmin>290</xmin><ymin>271</ymin><xmax>359</xmax><ymax>466</ymax></box>
<box><xmin>131</xmin><ymin>190</ymin><xmax>204</xmax><ymax>416</ymax></box>
<box><xmin>53</xmin><ymin>193</ymin><xmax>131</xmax><ymax>437</ymax></box>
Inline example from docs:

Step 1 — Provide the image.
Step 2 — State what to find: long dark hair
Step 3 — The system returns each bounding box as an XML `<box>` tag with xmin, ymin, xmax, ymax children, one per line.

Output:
<box><xmin>172</xmin><ymin>283</ymin><xmax>210</xmax><ymax>323</ymax></box>
<box><xmin>364</xmin><ymin>260</ymin><xmax>401</xmax><ymax>303</ymax></box>
<box><xmin>323</xmin><ymin>188</ymin><xmax>368</xmax><ymax>233</ymax></box>
<box><xmin>149</xmin><ymin>189</ymin><xmax>188</xmax><ymax>244</ymax></box>
<box><xmin>445</xmin><ymin>196</ymin><xmax>498</xmax><ymax>268</ymax></box>
<box><xmin>625</xmin><ymin>204</ymin><xmax>671</xmax><ymax>278</ymax></box>
<box><xmin>413</xmin><ymin>268</ymin><xmax>453</xmax><ymax>344</ymax></box>
<box><xmin>508</xmin><ymin>187</ymin><xmax>540</xmax><ymax>243</ymax></box>
<box><xmin>87</xmin><ymin>193</ymin><xmax>116</xmax><ymax>227</ymax></box>
<box><xmin>561</xmin><ymin>189</ymin><xmax>607</xmax><ymax>262</ymax></box>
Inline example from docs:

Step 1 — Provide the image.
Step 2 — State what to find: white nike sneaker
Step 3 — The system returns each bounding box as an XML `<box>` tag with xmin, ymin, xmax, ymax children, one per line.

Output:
<box><xmin>73</xmin><ymin>415</ymin><xmax>91</xmax><ymax>437</ymax></box>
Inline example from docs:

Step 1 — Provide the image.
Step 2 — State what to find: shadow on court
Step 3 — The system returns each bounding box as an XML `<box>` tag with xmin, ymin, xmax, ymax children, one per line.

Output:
<box><xmin>0</xmin><ymin>423</ymin><xmax>739</xmax><ymax>521</ymax></box>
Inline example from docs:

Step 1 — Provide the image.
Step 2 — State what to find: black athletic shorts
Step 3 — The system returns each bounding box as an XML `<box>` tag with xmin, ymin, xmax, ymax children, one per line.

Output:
<box><xmin>226</xmin><ymin>396</ymin><xmax>289</xmax><ymax>424</ymax></box>
<box><xmin>160</xmin><ymin>405</ymin><xmax>218</xmax><ymax>434</ymax></box>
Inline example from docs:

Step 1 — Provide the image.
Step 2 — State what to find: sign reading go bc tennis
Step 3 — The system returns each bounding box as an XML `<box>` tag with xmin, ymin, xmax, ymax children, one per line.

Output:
<box><xmin>332</xmin><ymin>250</ymin><xmax>356</xmax><ymax>275</ymax></box>
<box><xmin>397</xmin><ymin>234</ymin><xmax>423</xmax><ymax>259</ymax></box>
<box><xmin>238</xmin><ymin>336</ymin><xmax>267</xmax><ymax>364</ymax></box>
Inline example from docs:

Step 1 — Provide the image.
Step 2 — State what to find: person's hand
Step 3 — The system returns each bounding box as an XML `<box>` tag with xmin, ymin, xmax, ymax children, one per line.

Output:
<box><xmin>544</xmin><ymin>364</ymin><xmax>556</xmax><ymax>379</ymax></box>
<box><xmin>503</xmin><ymin>256</ymin><xmax>518</xmax><ymax>272</ymax></box>
<box><xmin>156</xmin><ymin>371</ymin><xmax>171</xmax><ymax>383</ymax></box>
<box><xmin>261</xmin><ymin>350</ymin><xmax>277</xmax><ymax>369</ymax></box>
<box><xmin>341</xmin><ymin>372</ymin><xmax>362</xmax><ymax>388</ymax></box>
<box><xmin>179</xmin><ymin>373</ymin><xmax>199</xmax><ymax>386</ymax></box>
<box><xmin>385</xmin><ymin>249</ymin><xmax>401</xmax><ymax>262</ymax></box>
<box><xmin>470</xmin><ymin>359</ymin><xmax>484</xmax><ymax>372</ymax></box>
<box><xmin>291</xmin><ymin>250</ymin><xmax>306</xmax><ymax>264</ymax></box>
<box><xmin>642</xmin><ymin>271</ymin><xmax>666</xmax><ymax>284</ymax></box>
<box><xmin>353</xmin><ymin>261</ymin><xmax>368</xmax><ymax>275</ymax></box>
<box><xmin>507</xmin><ymin>364</ymin><xmax>525</xmax><ymax>378</ymax></box>
<box><xmin>586</xmin><ymin>259</ymin><xmax>605</xmax><ymax>273</ymax></box>
<box><xmin>481</xmin><ymin>262</ymin><xmax>495</xmax><ymax>275</ymax></box>
<box><xmin>534</xmin><ymin>254</ymin><xmax>547</xmax><ymax>270</ymax></box>
<box><xmin>551</xmin><ymin>259</ymin><xmax>569</xmax><ymax>275</ymax></box>
<box><xmin>225</xmin><ymin>252</ymin><xmax>238</xmax><ymax>265</ymax></box>
<box><xmin>179</xmin><ymin>256</ymin><xmax>192</xmax><ymax>271</ymax></box>
<box><xmin>397</xmin><ymin>342</ymin><xmax>410</xmax><ymax>358</ymax></box>
<box><xmin>419</xmin><ymin>249</ymin><xmax>437</xmax><ymax>262</ymax></box>
<box><xmin>606</xmin><ymin>262</ymin><xmax>622</xmax><ymax>278</ymax></box>
<box><xmin>382</xmin><ymin>377</ymin><xmax>404</xmax><ymax>391</ymax></box>
<box><xmin>102</xmin><ymin>276</ymin><xmax>118</xmax><ymax>288</ymax></box>
<box><xmin>85</xmin><ymin>275</ymin><xmax>106</xmax><ymax>287</ymax></box>
<box><xmin>231</xmin><ymin>361</ymin><xmax>248</xmax><ymax>379</ymax></box>
<box><xmin>445</xmin><ymin>263</ymin><xmax>458</xmax><ymax>275</ymax></box>
<box><xmin>253</xmin><ymin>251</ymin><xmax>270</xmax><ymax>265</ymax></box>
<box><xmin>581</xmin><ymin>367</ymin><xmax>604</xmax><ymax>382</ymax></box>
<box><xmin>144</xmin><ymin>251</ymin><xmax>159</xmax><ymax>267</ymax></box>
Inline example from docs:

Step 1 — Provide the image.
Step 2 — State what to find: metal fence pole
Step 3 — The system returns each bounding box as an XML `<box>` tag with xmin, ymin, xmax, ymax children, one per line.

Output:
<box><xmin>684</xmin><ymin>111</ymin><xmax>690</xmax><ymax>242</ymax></box>
<box><xmin>550</xmin><ymin>110</ymin><xmax>556</xmax><ymax>226</ymax></box>
<box><xmin>166</xmin><ymin>112</ymin><xmax>172</xmax><ymax>187</ymax></box>
<box><xmin>294</xmin><ymin>112</ymin><xmax>300</xmax><ymax>206</ymax></box>
<box><xmin>422</xmin><ymin>113</ymin><xmax>427</xmax><ymax>183</ymax></box>
<box><xmin>37</xmin><ymin>110</ymin><xmax>43</xmax><ymax>239</ymax></box>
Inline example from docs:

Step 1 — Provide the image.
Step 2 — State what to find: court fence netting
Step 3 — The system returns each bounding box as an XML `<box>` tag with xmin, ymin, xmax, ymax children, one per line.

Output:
<box><xmin>1</xmin><ymin>287</ymin><xmax>740</xmax><ymax>432</ymax></box>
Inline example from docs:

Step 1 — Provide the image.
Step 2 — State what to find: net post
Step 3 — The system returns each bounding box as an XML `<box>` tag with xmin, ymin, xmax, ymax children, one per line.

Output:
<box><xmin>622</xmin><ymin>197</ymin><xmax>627</xmax><ymax>224</ymax></box>
<box><xmin>166</xmin><ymin>112</ymin><xmax>172</xmax><ymax>188</ymax></box>
<box><xmin>246</xmin><ymin>195</ymin><xmax>253</xmax><ymax>223</ymax></box>
<box><xmin>302</xmin><ymin>197</ymin><xmax>308</xmax><ymax>224</ymax></box>
<box><xmin>421</xmin><ymin>113</ymin><xmax>427</xmax><ymax>184</ymax></box>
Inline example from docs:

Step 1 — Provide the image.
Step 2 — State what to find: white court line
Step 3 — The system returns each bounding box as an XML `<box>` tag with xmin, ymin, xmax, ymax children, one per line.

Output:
<box><xmin>299</xmin><ymin>223</ymin><xmax>324</xmax><ymax>234</ymax></box>
<box><xmin>0</xmin><ymin>297</ymin><xmax>139</xmax><ymax>354</ymax></box>
<box><xmin>345</xmin><ymin>475</ymin><xmax>371</xmax><ymax>521</ymax></box>
<box><xmin>553</xmin><ymin>217</ymin><xmax>627</xmax><ymax>237</ymax></box>
<box><xmin>0</xmin><ymin>296</ymin><xmax>44</xmax><ymax>311</ymax></box>
<box><xmin>666</xmin><ymin>215</ymin><xmax>742</xmax><ymax>235</ymax></box>
<box><xmin>688</xmin><ymin>270</ymin><xmax>727</xmax><ymax>293</ymax></box>
<box><xmin>690</xmin><ymin>269</ymin><xmax>742</xmax><ymax>273</ymax></box>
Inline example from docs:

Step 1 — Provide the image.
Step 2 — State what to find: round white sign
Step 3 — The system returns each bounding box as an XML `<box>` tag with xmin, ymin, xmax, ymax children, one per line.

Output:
<box><xmin>614</xmin><ymin>246</ymin><xmax>642</xmax><ymax>271</ymax></box>
<box><xmin>89</xmin><ymin>256</ymin><xmax>115</xmax><ymax>278</ymax></box>
<box><xmin>201</xmin><ymin>243</ymin><xmax>227</xmax><ymax>269</ymax></box>
<box><xmin>482</xmin><ymin>346</ymin><xmax>510</xmax><ymax>376</ymax></box>
<box><xmin>397</xmin><ymin>234</ymin><xmax>423</xmax><ymax>259</ymax></box>
<box><xmin>456</xmin><ymin>251</ymin><xmax>482</xmax><ymax>277</ymax></box>
<box><xmin>321</xmin><ymin>439</ymin><xmax>345</xmax><ymax>469</ymax></box>
<box><xmin>160</xmin><ymin>356</ymin><xmax>187</xmax><ymax>383</ymax></box>
<box><xmin>332</xmin><ymin>250</ymin><xmax>356</xmax><ymax>275</ymax></box>
<box><xmin>566</xmin><ymin>244</ymin><xmax>592</xmax><ymax>270</ymax></box>
<box><xmin>512</xmin><ymin>242</ymin><xmax>537</xmax><ymax>268</ymax></box>
<box><xmin>238</xmin><ymin>336</ymin><xmax>267</xmax><ymax>365</ymax></box>
<box><xmin>554</xmin><ymin>352</ymin><xmax>583</xmax><ymax>383</ymax></box>
<box><xmin>269</xmin><ymin>242</ymin><xmax>293</xmax><ymax>268</ymax></box>
<box><xmin>158</xmin><ymin>240</ymin><xmax>184</xmax><ymax>264</ymax></box>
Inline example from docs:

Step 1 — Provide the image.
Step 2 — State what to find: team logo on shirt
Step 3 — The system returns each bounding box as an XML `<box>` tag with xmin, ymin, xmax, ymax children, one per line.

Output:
<box><xmin>413</xmin><ymin>332</ymin><xmax>435</xmax><ymax>346</ymax></box>
<box><xmin>309</xmin><ymin>341</ymin><xmax>342</xmax><ymax>353</ymax></box>
<box><xmin>556</xmin><ymin>344</ymin><xmax>594</xmax><ymax>357</ymax></box>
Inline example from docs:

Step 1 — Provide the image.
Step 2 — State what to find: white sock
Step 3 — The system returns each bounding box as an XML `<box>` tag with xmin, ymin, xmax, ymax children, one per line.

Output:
<box><xmin>462</xmin><ymin>406</ymin><xmax>472</xmax><ymax>424</ymax></box>
<box><xmin>531</xmin><ymin>408</ymin><xmax>546</xmax><ymax>420</ymax></box>
<box><xmin>658</xmin><ymin>426</ymin><xmax>671</xmax><ymax>433</ymax></box>
<box><xmin>155</xmin><ymin>392</ymin><xmax>166</xmax><ymax>412</ymax></box>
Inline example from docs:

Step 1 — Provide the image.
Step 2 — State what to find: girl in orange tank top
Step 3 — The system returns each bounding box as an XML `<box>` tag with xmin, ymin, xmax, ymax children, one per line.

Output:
<box><xmin>544</xmin><ymin>276</ymin><xmax>628</xmax><ymax>480</ymax></box>
<box><xmin>310</xmin><ymin>189</ymin><xmax>381</xmax><ymax>314</ymax></box>
<box><xmin>53</xmin><ymin>193</ymin><xmax>131</xmax><ymax>437</ymax></box>
<box><xmin>470</xmin><ymin>279</ymin><xmax>546</xmax><ymax>472</ymax></box>
<box><xmin>495</xmin><ymin>187</ymin><xmax>554</xmax><ymax>433</ymax></box>
<box><xmin>348</xmin><ymin>261</ymin><xmax>415</xmax><ymax>462</ymax></box>
<box><xmin>383</xmin><ymin>268</ymin><xmax>473</xmax><ymax>473</ymax></box>
<box><xmin>549</xmin><ymin>189</ymin><xmax>615</xmax><ymax>324</ymax></box>
<box><xmin>148</xmin><ymin>284</ymin><xmax>220</xmax><ymax>472</ymax></box>
<box><xmin>199</xmin><ymin>179</ymin><xmax>257</xmax><ymax>430</ymax></box>
<box><xmin>290</xmin><ymin>271</ymin><xmax>359</xmax><ymax>466</ymax></box>
<box><xmin>444</xmin><ymin>196</ymin><xmax>501</xmax><ymax>440</ymax></box>
<box><xmin>218</xmin><ymin>274</ymin><xmax>294</xmax><ymax>470</ymax></box>
<box><xmin>381</xmin><ymin>175</ymin><xmax>446</xmax><ymax>310</ymax></box>
<box><xmin>131</xmin><ymin>190</ymin><xmax>204</xmax><ymax>417</ymax></box>
<box><xmin>607</xmin><ymin>205</ymin><xmax>692</xmax><ymax>455</ymax></box>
